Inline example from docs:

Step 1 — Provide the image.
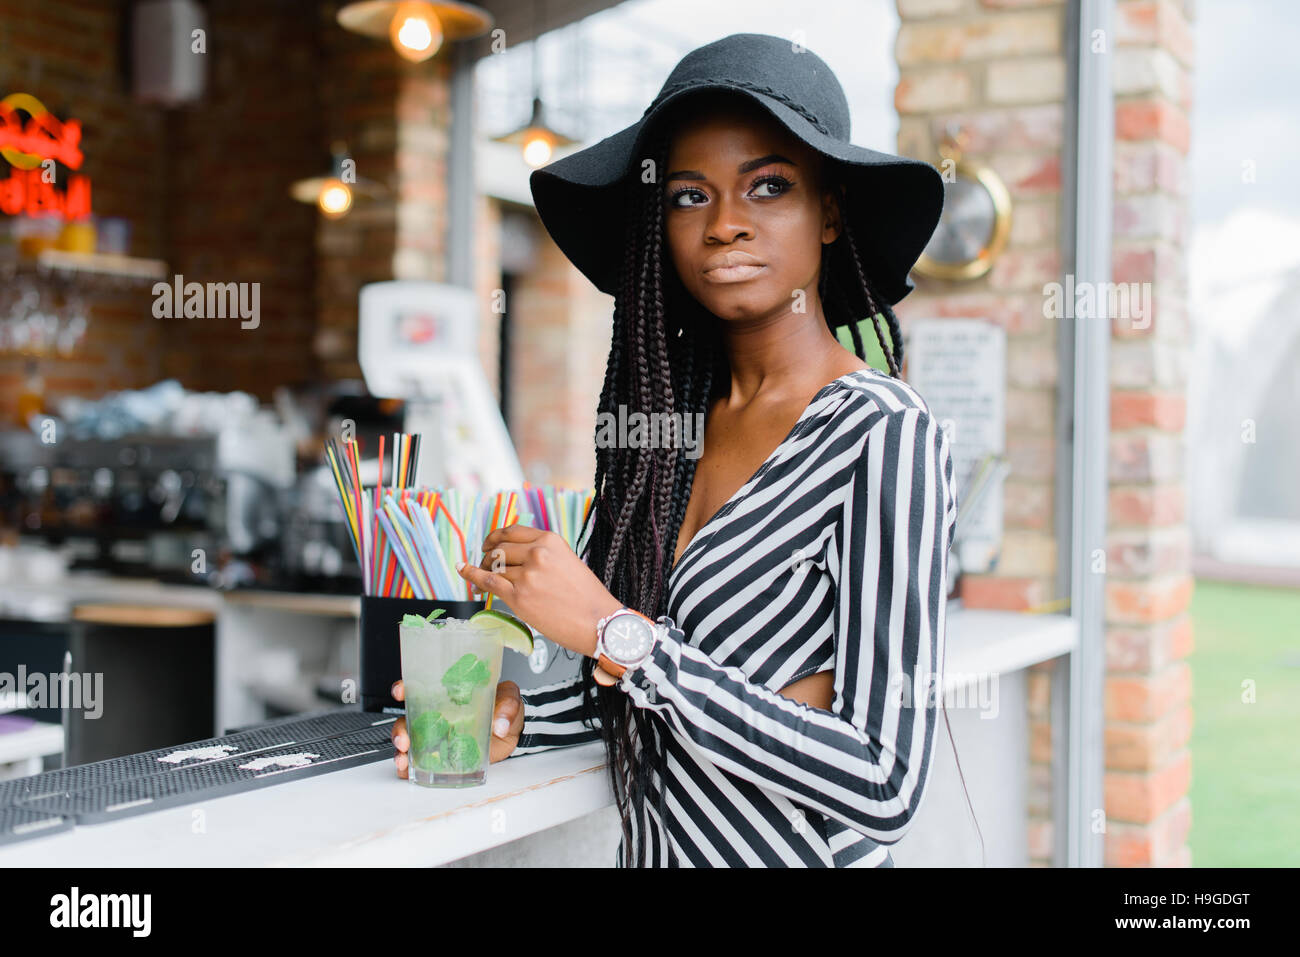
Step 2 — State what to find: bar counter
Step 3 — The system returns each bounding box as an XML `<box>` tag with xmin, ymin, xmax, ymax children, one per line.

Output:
<box><xmin>0</xmin><ymin>739</ymin><xmax>615</xmax><ymax>867</ymax></box>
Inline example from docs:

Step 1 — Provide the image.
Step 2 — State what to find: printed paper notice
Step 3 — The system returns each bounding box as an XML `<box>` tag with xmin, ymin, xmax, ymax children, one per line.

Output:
<box><xmin>907</xmin><ymin>319</ymin><xmax>1006</xmax><ymax>574</ymax></box>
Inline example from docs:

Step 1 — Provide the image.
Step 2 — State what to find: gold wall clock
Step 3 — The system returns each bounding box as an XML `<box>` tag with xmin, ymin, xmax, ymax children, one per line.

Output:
<box><xmin>912</xmin><ymin>127</ymin><xmax>1012</xmax><ymax>282</ymax></box>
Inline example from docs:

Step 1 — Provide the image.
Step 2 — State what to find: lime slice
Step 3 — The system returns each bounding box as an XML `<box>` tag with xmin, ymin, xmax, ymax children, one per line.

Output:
<box><xmin>468</xmin><ymin>608</ymin><xmax>534</xmax><ymax>655</ymax></box>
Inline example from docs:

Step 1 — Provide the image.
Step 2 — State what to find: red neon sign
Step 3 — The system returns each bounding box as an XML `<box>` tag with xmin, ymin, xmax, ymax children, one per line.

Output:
<box><xmin>0</xmin><ymin>92</ymin><xmax>92</xmax><ymax>220</ymax></box>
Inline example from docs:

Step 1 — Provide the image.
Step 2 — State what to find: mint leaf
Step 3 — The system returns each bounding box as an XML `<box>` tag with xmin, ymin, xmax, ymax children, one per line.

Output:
<box><xmin>441</xmin><ymin>653</ymin><xmax>491</xmax><ymax>705</ymax></box>
<box><xmin>409</xmin><ymin>710</ymin><xmax>450</xmax><ymax>753</ymax></box>
<box><xmin>446</xmin><ymin>730</ymin><xmax>482</xmax><ymax>772</ymax></box>
<box><xmin>401</xmin><ymin>608</ymin><xmax>448</xmax><ymax>629</ymax></box>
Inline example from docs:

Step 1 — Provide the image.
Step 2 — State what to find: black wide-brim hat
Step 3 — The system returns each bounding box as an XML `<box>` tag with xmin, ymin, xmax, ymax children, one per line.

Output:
<box><xmin>529</xmin><ymin>32</ymin><xmax>945</xmax><ymax>315</ymax></box>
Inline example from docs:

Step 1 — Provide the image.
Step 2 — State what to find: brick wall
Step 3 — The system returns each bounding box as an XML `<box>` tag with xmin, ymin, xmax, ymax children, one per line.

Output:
<box><xmin>0</xmin><ymin>0</ymin><xmax>168</xmax><ymax>421</ymax></box>
<box><xmin>895</xmin><ymin>0</ymin><xmax>1196</xmax><ymax>866</ymax></box>
<box><xmin>0</xmin><ymin>0</ymin><xmax>458</xmax><ymax>408</ymax></box>
<box><xmin>1103</xmin><ymin>0</ymin><xmax>1195</xmax><ymax>868</ymax></box>
<box><xmin>163</xmin><ymin>0</ymin><xmax>321</xmax><ymax>395</ymax></box>
<box><xmin>314</xmin><ymin>3</ymin><xmax>401</xmax><ymax>383</ymax></box>
<box><xmin>0</xmin><ymin>0</ymin><xmax>323</xmax><ymax>412</ymax></box>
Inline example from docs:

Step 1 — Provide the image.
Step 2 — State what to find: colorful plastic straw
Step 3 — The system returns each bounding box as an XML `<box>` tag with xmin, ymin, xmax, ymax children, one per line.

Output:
<box><xmin>324</xmin><ymin>433</ymin><xmax>595</xmax><ymax>601</ymax></box>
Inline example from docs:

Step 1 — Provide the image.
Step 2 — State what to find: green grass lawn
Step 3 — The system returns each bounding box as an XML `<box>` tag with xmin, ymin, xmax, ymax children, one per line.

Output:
<box><xmin>1188</xmin><ymin>579</ymin><xmax>1300</xmax><ymax>866</ymax></box>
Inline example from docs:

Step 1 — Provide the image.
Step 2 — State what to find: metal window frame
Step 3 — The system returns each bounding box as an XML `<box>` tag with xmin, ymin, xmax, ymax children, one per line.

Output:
<box><xmin>1054</xmin><ymin>0</ymin><xmax>1112</xmax><ymax>869</ymax></box>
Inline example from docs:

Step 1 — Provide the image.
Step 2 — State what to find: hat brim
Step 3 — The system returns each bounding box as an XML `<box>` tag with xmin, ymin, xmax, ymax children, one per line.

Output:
<box><xmin>529</xmin><ymin>83</ymin><xmax>944</xmax><ymax>311</ymax></box>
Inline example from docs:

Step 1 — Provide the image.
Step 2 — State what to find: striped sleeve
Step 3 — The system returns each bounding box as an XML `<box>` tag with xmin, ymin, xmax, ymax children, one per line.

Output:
<box><xmin>617</xmin><ymin>406</ymin><xmax>956</xmax><ymax>843</ymax></box>
<box><xmin>507</xmin><ymin>672</ymin><xmax>602</xmax><ymax>758</ymax></box>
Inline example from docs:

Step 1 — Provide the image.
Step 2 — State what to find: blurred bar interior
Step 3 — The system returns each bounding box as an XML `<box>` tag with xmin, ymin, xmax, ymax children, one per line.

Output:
<box><xmin>0</xmin><ymin>0</ymin><xmax>620</xmax><ymax>762</ymax></box>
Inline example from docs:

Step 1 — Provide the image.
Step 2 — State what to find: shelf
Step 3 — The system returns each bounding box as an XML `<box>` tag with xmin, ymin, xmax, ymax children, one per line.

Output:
<box><xmin>34</xmin><ymin>250</ymin><xmax>167</xmax><ymax>281</ymax></box>
<box><xmin>0</xmin><ymin>248</ymin><xmax>167</xmax><ymax>283</ymax></box>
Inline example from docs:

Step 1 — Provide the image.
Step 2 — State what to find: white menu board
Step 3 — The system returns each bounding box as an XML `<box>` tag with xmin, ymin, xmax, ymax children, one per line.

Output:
<box><xmin>906</xmin><ymin>318</ymin><xmax>1006</xmax><ymax>574</ymax></box>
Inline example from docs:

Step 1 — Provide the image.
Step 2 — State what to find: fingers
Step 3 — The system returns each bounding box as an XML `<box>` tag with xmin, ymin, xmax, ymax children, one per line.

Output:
<box><xmin>493</xmin><ymin>680</ymin><xmax>521</xmax><ymax>738</ymax></box>
<box><xmin>391</xmin><ymin>713</ymin><xmax>408</xmax><ymax>779</ymax></box>
<box><xmin>456</xmin><ymin>559</ymin><xmax>517</xmax><ymax>602</ymax></box>
<box><xmin>489</xmin><ymin>681</ymin><xmax>523</xmax><ymax>764</ymax></box>
<box><xmin>476</xmin><ymin>541</ymin><xmax>532</xmax><ymax>570</ymax></box>
<box><xmin>481</xmin><ymin>524</ymin><xmax>542</xmax><ymax>549</ymax></box>
<box><xmin>391</xmin><ymin>679</ymin><xmax>404</xmax><ymax>702</ymax></box>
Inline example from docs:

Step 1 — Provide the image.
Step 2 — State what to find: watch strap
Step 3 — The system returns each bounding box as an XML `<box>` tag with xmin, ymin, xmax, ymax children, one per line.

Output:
<box><xmin>595</xmin><ymin>655</ymin><xmax>626</xmax><ymax>684</ymax></box>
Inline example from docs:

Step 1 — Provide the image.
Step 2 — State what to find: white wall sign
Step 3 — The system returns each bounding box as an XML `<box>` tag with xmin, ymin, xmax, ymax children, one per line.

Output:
<box><xmin>907</xmin><ymin>318</ymin><xmax>1007</xmax><ymax>574</ymax></box>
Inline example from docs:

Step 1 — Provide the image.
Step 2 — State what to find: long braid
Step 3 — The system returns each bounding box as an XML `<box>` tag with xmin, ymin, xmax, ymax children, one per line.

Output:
<box><xmin>839</xmin><ymin>213</ymin><xmax>904</xmax><ymax>376</ymax></box>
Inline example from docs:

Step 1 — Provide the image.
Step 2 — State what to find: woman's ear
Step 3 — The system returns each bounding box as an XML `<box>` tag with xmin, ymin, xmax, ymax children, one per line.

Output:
<box><xmin>822</xmin><ymin>183</ymin><xmax>845</xmax><ymax>245</ymax></box>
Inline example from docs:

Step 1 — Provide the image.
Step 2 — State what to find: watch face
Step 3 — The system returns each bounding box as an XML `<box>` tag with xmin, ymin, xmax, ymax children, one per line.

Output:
<box><xmin>605</xmin><ymin>614</ymin><xmax>654</xmax><ymax>664</ymax></box>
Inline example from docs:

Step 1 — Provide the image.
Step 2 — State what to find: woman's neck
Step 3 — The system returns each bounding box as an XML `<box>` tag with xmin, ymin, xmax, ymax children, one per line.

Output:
<box><xmin>716</xmin><ymin>307</ymin><xmax>859</xmax><ymax>403</ymax></box>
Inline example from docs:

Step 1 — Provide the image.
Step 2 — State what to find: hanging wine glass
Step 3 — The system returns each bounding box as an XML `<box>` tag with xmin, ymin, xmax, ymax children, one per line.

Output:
<box><xmin>27</xmin><ymin>285</ymin><xmax>59</xmax><ymax>356</ymax></box>
<box><xmin>57</xmin><ymin>292</ymin><xmax>88</xmax><ymax>356</ymax></box>
<box><xmin>7</xmin><ymin>282</ymin><xmax>38</xmax><ymax>354</ymax></box>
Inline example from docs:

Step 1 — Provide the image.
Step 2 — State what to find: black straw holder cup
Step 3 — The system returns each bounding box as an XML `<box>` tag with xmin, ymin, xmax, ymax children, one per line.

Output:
<box><xmin>359</xmin><ymin>597</ymin><xmax>486</xmax><ymax>713</ymax></box>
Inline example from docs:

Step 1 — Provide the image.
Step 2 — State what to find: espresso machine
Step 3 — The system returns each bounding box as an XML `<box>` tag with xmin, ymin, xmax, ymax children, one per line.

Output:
<box><xmin>1</xmin><ymin>429</ymin><xmax>223</xmax><ymax>581</ymax></box>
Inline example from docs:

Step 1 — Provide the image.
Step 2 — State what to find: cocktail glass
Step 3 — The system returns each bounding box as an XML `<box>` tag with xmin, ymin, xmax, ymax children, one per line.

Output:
<box><xmin>399</xmin><ymin>615</ymin><xmax>505</xmax><ymax>788</ymax></box>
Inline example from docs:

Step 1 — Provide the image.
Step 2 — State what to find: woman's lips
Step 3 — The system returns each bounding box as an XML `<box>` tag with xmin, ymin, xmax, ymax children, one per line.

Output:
<box><xmin>703</xmin><ymin>264</ymin><xmax>766</xmax><ymax>283</ymax></box>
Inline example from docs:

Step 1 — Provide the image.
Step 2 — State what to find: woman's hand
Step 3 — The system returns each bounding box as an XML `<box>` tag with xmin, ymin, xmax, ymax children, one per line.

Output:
<box><xmin>456</xmin><ymin>523</ymin><xmax>623</xmax><ymax>658</ymax></box>
<box><xmin>389</xmin><ymin>678</ymin><xmax>524</xmax><ymax>778</ymax></box>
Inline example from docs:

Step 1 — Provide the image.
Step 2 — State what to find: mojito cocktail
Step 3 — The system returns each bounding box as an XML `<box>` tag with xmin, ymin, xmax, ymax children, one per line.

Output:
<box><xmin>400</xmin><ymin>613</ymin><xmax>505</xmax><ymax>788</ymax></box>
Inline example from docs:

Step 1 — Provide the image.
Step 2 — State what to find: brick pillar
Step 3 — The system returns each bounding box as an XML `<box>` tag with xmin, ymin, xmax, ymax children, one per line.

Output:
<box><xmin>474</xmin><ymin>194</ymin><xmax>503</xmax><ymax>405</ymax></box>
<box><xmin>509</xmin><ymin>220</ymin><xmax>611</xmax><ymax>489</ymax></box>
<box><xmin>1103</xmin><ymin>0</ymin><xmax>1196</xmax><ymax>868</ymax></box>
<box><xmin>895</xmin><ymin>0</ymin><xmax>1197</xmax><ymax>867</ymax></box>
<box><xmin>392</xmin><ymin>59</ymin><xmax>451</xmax><ymax>282</ymax></box>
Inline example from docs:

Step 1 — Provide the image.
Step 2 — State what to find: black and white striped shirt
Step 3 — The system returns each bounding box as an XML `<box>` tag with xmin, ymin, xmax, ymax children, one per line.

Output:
<box><xmin>511</xmin><ymin>368</ymin><xmax>957</xmax><ymax>867</ymax></box>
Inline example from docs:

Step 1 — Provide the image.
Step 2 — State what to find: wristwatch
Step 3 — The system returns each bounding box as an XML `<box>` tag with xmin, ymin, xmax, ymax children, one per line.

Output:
<box><xmin>593</xmin><ymin>607</ymin><xmax>661</xmax><ymax>686</ymax></box>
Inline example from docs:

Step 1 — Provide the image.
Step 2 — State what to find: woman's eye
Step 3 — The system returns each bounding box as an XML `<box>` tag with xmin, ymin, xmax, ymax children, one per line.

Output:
<box><xmin>670</xmin><ymin>188</ymin><xmax>705</xmax><ymax>208</ymax></box>
<box><xmin>752</xmin><ymin>176</ymin><xmax>790</xmax><ymax>197</ymax></box>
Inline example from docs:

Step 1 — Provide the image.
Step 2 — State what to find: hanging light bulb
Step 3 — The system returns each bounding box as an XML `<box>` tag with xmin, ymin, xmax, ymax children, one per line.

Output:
<box><xmin>336</xmin><ymin>1</ymin><xmax>491</xmax><ymax>63</ymax></box>
<box><xmin>389</xmin><ymin>1</ymin><xmax>442</xmax><ymax>62</ymax></box>
<box><xmin>493</xmin><ymin>97</ymin><xmax>576</xmax><ymax>169</ymax></box>
<box><xmin>522</xmin><ymin>132</ymin><xmax>554</xmax><ymax>169</ymax></box>
<box><xmin>290</xmin><ymin>142</ymin><xmax>384</xmax><ymax>219</ymax></box>
<box><xmin>317</xmin><ymin>180</ymin><xmax>353</xmax><ymax>218</ymax></box>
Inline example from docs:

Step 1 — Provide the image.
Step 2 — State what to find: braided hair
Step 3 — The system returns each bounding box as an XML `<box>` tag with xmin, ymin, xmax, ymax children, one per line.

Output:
<box><xmin>569</xmin><ymin>130</ymin><xmax>975</xmax><ymax>867</ymax></box>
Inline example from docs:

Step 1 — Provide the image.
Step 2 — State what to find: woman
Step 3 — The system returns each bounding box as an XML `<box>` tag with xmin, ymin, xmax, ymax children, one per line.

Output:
<box><xmin>391</xmin><ymin>32</ymin><xmax>960</xmax><ymax>867</ymax></box>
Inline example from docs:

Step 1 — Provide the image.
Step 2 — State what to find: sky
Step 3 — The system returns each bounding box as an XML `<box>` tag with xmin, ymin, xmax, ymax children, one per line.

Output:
<box><xmin>1187</xmin><ymin>0</ymin><xmax>1300</xmax><ymax>339</ymax></box>
<box><xmin>1190</xmin><ymin>0</ymin><xmax>1300</xmax><ymax>225</ymax></box>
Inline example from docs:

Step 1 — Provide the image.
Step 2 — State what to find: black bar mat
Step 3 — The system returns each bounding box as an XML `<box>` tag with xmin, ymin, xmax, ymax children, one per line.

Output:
<box><xmin>0</xmin><ymin>805</ymin><xmax>72</xmax><ymax>846</ymax></box>
<box><xmin>18</xmin><ymin>723</ymin><xmax>397</xmax><ymax>823</ymax></box>
<box><xmin>0</xmin><ymin>708</ymin><xmax>395</xmax><ymax>808</ymax></box>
